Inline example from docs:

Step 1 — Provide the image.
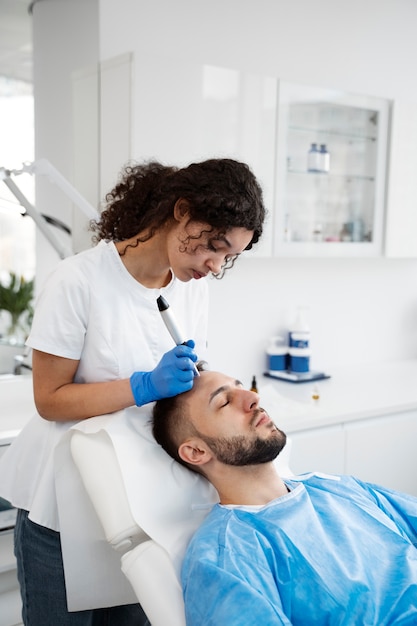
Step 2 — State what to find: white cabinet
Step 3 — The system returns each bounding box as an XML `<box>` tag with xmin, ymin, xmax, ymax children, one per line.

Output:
<box><xmin>273</xmin><ymin>81</ymin><xmax>390</xmax><ymax>257</ymax></box>
<box><xmin>135</xmin><ymin>59</ymin><xmax>277</xmax><ymax>258</ymax></box>
<box><xmin>197</xmin><ymin>73</ymin><xmax>392</xmax><ymax>259</ymax></box>
<box><xmin>0</xmin><ymin>531</ymin><xmax>21</xmax><ymax>626</ymax></box>
<box><xmin>286</xmin><ymin>410</ymin><xmax>417</xmax><ymax>497</ymax></box>
<box><xmin>138</xmin><ymin>59</ymin><xmax>415</xmax><ymax>259</ymax></box>
<box><xmin>289</xmin><ymin>424</ymin><xmax>345</xmax><ymax>475</ymax></box>
<box><xmin>345</xmin><ymin>410</ymin><xmax>417</xmax><ymax>496</ymax></box>
<box><xmin>196</xmin><ymin>74</ymin><xmax>392</xmax><ymax>259</ymax></box>
<box><xmin>0</xmin><ymin>447</ymin><xmax>21</xmax><ymax>626</ymax></box>
<box><xmin>197</xmin><ymin>65</ymin><xmax>278</xmax><ymax>257</ymax></box>
<box><xmin>384</xmin><ymin>99</ymin><xmax>417</xmax><ymax>258</ymax></box>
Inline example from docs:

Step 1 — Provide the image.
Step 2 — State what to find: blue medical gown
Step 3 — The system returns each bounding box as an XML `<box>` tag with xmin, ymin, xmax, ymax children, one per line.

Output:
<box><xmin>181</xmin><ymin>473</ymin><xmax>417</xmax><ymax>625</ymax></box>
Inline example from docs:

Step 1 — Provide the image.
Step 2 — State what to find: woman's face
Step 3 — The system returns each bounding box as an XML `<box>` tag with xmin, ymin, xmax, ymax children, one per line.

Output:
<box><xmin>168</xmin><ymin>218</ymin><xmax>254</xmax><ymax>282</ymax></box>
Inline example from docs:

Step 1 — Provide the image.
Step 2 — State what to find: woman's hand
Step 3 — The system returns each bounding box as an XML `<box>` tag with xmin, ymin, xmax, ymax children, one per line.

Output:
<box><xmin>130</xmin><ymin>340</ymin><xmax>198</xmax><ymax>406</ymax></box>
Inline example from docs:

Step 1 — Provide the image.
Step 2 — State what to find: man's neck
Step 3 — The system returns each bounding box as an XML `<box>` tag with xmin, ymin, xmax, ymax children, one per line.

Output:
<box><xmin>212</xmin><ymin>462</ymin><xmax>289</xmax><ymax>506</ymax></box>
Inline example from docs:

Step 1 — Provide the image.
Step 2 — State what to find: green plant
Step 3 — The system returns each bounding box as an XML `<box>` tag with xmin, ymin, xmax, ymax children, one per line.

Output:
<box><xmin>0</xmin><ymin>272</ymin><xmax>34</xmax><ymax>338</ymax></box>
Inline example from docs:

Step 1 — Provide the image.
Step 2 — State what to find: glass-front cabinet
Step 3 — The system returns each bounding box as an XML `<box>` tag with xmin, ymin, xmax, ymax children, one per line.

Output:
<box><xmin>137</xmin><ymin>59</ymin><xmax>393</xmax><ymax>258</ymax></box>
<box><xmin>274</xmin><ymin>81</ymin><xmax>390</xmax><ymax>256</ymax></box>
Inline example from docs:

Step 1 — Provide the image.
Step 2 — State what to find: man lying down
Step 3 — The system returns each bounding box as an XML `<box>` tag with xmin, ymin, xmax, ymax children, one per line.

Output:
<box><xmin>152</xmin><ymin>369</ymin><xmax>417</xmax><ymax>626</ymax></box>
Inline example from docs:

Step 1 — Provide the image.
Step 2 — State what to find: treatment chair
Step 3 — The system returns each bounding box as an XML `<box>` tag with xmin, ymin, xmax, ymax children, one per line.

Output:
<box><xmin>70</xmin><ymin>430</ymin><xmax>293</xmax><ymax>625</ymax></box>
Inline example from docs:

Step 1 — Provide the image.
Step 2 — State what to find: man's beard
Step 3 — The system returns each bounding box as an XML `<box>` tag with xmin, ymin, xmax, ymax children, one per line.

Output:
<box><xmin>198</xmin><ymin>424</ymin><xmax>287</xmax><ymax>467</ymax></box>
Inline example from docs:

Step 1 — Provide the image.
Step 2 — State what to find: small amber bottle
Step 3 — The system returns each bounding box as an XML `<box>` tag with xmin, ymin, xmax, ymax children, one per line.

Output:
<box><xmin>311</xmin><ymin>385</ymin><xmax>320</xmax><ymax>401</ymax></box>
<box><xmin>250</xmin><ymin>375</ymin><xmax>258</xmax><ymax>393</ymax></box>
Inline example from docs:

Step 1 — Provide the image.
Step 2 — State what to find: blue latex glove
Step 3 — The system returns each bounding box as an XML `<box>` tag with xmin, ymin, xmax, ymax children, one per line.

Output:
<box><xmin>130</xmin><ymin>340</ymin><xmax>198</xmax><ymax>406</ymax></box>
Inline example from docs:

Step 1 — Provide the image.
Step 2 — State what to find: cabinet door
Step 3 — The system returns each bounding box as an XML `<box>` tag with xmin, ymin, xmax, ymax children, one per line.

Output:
<box><xmin>385</xmin><ymin>99</ymin><xmax>417</xmax><ymax>258</ymax></box>
<box><xmin>345</xmin><ymin>411</ymin><xmax>417</xmax><ymax>496</ymax></box>
<box><xmin>198</xmin><ymin>65</ymin><xmax>277</xmax><ymax>257</ymax></box>
<box><xmin>0</xmin><ymin>531</ymin><xmax>21</xmax><ymax>626</ymax></box>
<box><xmin>289</xmin><ymin>424</ymin><xmax>344</xmax><ymax>475</ymax></box>
<box><xmin>134</xmin><ymin>59</ymin><xmax>277</xmax><ymax>257</ymax></box>
<box><xmin>274</xmin><ymin>81</ymin><xmax>390</xmax><ymax>257</ymax></box>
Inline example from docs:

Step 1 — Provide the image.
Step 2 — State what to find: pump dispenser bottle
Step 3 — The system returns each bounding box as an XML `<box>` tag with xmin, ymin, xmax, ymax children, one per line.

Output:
<box><xmin>289</xmin><ymin>307</ymin><xmax>311</xmax><ymax>373</ymax></box>
<box><xmin>289</xmin><ymin>307</ymin><xmax>310</xmax><ymax>348</ymax></box>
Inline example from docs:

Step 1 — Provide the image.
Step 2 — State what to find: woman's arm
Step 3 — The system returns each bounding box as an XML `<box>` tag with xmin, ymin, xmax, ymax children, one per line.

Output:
<box><xmin>32</xmin><ymin>349</ymin><xmax>135</xmax><ymax>422</ymax></box>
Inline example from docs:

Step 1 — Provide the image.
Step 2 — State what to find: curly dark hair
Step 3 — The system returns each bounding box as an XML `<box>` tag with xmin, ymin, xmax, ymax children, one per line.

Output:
<box><xmin>91</xmin><ymin>158</ymin><xmax>266</xmax><ymax>260</ymax></box>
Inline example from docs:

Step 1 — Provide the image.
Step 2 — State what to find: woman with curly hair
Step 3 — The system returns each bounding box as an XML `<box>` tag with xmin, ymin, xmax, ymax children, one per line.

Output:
<box><xmin>0</xmin><ymin>157</ymin><xmax>266</xmax><ymax>626</ymax></box>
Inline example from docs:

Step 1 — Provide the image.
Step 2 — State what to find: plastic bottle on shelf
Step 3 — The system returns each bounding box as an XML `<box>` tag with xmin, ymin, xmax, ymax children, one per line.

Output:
<box><xmin>288</xmin><ymin>307</ymin><xmax>311</xmax><ymax>373</ymax></box>
<box><xmin>289</xmin><ymin>306</ymin><xmax>310</xmax><ymax>348</ymax></box>
<box><xmin>266</xmin><ymin>336</ymin><xmax>288</xmax><ymax>373</ymax></box>
<box><xmin>307</xmin><ymin>143</ymin><xmax>321</xmax><ymax>172</ymax></box>
<box><xmin>340</xmin><ymin>223</ymin><xmax>352</xmax><ymax>242</ymax></box>
<box><xmin>319</xmin><ymin>144</ymin><xmax>330</xmax><ymax>173</ymax></box>
<box><xmin>289</xmin><ymin>346</ymin><xmax>311</xmax><ymax>373</ymax></box>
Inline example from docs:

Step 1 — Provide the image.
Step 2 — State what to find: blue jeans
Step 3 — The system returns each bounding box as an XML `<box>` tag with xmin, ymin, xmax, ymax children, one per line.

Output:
<box><xmin>14</xmin><ymin>509</ymin><xmax>151</xmax><ymax>626</ymax></box>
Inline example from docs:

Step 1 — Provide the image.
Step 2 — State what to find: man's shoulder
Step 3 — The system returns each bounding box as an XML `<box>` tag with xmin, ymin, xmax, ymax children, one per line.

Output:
<box><xmin>185</xmin><ymin>504</ymin><xmax>262</xmax><ymax>557</ymax></box>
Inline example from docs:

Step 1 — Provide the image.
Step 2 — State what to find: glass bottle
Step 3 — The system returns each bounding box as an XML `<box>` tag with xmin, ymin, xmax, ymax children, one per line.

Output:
<box><xmin>307</xmin><ymin>143</ymin><xmax>320</xmax><ymax>172</ymax></box>
<box><xmin>319</xmin><ymin>144</ymin><xmax>330</xmax><ymax>173</ymax></box>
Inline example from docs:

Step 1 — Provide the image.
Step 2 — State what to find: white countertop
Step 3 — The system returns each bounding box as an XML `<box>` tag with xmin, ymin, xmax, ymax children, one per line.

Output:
<box><xmin>2</xmin><ymin>360</ymin><xmax>417</xmax><ymax>445</ymax></box>
<box><xmin>258</xmin><ymin>359</ymin><xmax>417</xmax><ymax>433</ymax></box>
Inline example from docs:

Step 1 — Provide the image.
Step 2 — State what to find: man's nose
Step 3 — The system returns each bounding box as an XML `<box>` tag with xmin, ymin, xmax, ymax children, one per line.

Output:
<box><xmin>239</xmin><ymin>388</ymin><xmax>260</xmax><ymax>411</ymax></box>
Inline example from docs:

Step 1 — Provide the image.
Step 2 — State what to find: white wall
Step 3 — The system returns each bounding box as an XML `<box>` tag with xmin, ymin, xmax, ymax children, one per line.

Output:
<box><xmin>99</xmin><ymin>0</ymin><xmax>417</xmax><ymax>101</ymax></box>
<box><xmin>32</xmin><ymin>0</ymin><xmax>417</xmax><ymax>385</ymax></box>
<box><xmin>206</xmin><ymin>256</ymin><xmax>417</xmax><ymax>383</ymax></box>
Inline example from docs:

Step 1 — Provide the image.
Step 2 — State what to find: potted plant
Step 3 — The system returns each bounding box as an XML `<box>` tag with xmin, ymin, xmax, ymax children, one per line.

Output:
<box><xmin>0</xmin><ymin>272</ymin><xmax>34</xmax><ymax>344</ymax></box>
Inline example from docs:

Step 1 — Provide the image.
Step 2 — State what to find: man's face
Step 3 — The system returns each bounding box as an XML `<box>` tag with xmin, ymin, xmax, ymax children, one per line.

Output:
<box><xmin>183</xmin><ymin>371</ymin><xmax>286</xmax><ymax>466</ymax></box>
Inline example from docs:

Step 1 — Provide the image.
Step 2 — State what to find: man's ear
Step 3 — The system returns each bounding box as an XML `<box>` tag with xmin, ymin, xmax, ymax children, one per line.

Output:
<box><xmin>179</xmin><ymin>437</ymin><xmax>213</xmax><ymax>467</ymax></box>
<box><xmin>173</xmin><ymin>198</ymin><xmax>191</xmax><ymax>223</ymax></box>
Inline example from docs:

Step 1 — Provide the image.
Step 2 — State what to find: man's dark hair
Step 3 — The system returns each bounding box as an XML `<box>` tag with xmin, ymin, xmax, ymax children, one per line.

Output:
<box><xmin>152</xmin><ymin>394</ymin><xmax>201</xmax><ymax>473</ymax></box>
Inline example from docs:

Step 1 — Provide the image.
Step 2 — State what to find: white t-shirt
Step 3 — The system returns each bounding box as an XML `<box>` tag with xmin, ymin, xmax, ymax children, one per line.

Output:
<box><xmin>0</xmin><ymin>240</ymin><xmax>217</xmax><ymax>608</ymax></box>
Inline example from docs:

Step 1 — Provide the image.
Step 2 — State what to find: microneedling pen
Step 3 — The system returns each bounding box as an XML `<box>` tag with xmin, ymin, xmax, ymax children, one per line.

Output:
<box><xmin>156</xmin><ymin>295</ymin><xmax>200</xmax><ymax>377</ymax></box>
